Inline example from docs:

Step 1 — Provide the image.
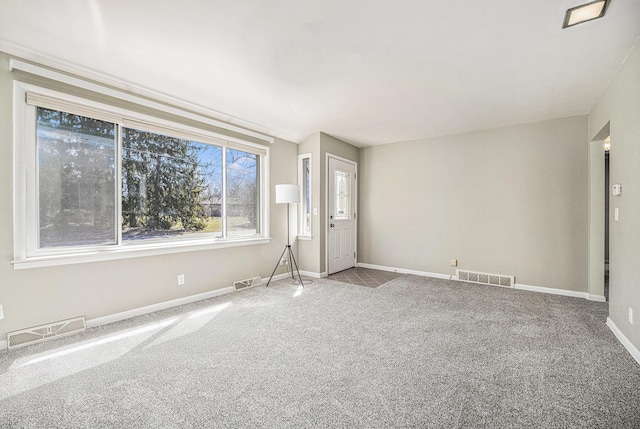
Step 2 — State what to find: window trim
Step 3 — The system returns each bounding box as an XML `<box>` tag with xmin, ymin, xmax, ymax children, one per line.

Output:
<box><xmin>298</xmin><ymin>153</ymin><xmax>312</xmax><ymax>238</ymax></box>
<box><xmin>13</xmin><ymin>81</ymin><xmax>271</xmax><ymax>270</ymax></box>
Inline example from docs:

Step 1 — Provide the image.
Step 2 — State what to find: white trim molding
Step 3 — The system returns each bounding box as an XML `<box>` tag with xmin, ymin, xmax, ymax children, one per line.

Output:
<box><xmin>356</xmin><ymin>263</ymin><xmax>451</xmax><ymax>280</ymax></box>
<box><xmin>262</xmin><ymin>273</ymin><xmax>295</xmax><ymax>284</ymax></box>
<box><xmin>607</xmin><ymin>317</ymin><xmax>640</xmax><ymax>366</ymax></box>
<box><xmin>588</xmin><ymin>294</ymin><xmax>607</xmax><ymax>303</ymax></box>
<box><xmin>13</xmin><ymin>238</ymin><xmax>271</xmax><ymax>270</ymax></box>
<box><xmin>515</xmin><ymin>283</ymin><xmax>605</xmax><ymax>302</ymax></box>
<box><xmin>1</xmin><ymin>41</ymin><xmax>275</xmax><ymax>143</ymax></box>
<box><xmin>298</xmin><ymin>270</ymin><xmax>328</xmax><ymax>279</ymax></box>
<box><xmin>2</xmin><ymin>288</ymin><xmax>237</xmax><ymax>352</ymax></box>
<box><xmin>11</xmin><ymin>80</ymin><xmax>271</xmax><ymax>270</ymax></box>
<box><xmin>357</xmin><ymin>263</ymin><xmax>606</xmax><ymax>302</ymax></box>
<box><xmin>86</xmin><ymin>287</ymin><xmax>235</xmax><ymax>329</ymax></box>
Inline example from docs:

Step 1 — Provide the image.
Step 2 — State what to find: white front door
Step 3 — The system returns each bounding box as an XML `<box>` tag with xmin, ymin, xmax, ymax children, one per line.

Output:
<box><xmin>328</xmin><ymin>156</ymin><xmax>356</xmax><ymax>275</ymax></box>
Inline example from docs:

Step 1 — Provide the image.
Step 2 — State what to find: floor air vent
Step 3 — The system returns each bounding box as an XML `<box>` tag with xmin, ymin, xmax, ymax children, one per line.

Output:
<box><xmin>233</xmin><ymin>276</ymin><xmax>262</xmax><ymax>290</ymax></box>
<box><xmin>7</xmin><ymin>316</ymin><xmax>86</xmax><ymax>350</ymax></box>
<box><xmin>456</xmin><ymin>270</ymin><xmax>514</xmax><ymax>288</ymax></box>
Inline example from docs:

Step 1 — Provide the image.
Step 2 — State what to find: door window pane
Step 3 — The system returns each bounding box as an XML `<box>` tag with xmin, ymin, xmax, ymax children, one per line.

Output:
<box><xmin>335</xmin><ymin>170</ymin><xmax>350</xmax><ymax>220</ymax></box>
<box><xmin>226</xmin><ymin>149</ymin><xmax>259</xmax><ymax>237</ymax></box>
<box><xmin>37</xmin><ymin>107</ymin><xmax>117</xmax><ymax>248</ymax></box>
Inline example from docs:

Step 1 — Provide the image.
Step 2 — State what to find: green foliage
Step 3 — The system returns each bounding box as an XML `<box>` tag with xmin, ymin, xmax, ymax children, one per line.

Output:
<box><xmin>122</xmin><ymin>128</ymin><xmax>207</xmax><ymax>232</ymax></box>
<box><xmin>37</xmin><ymin>108</ymin><xmax>116</xmax><ymax>247</ymax></box>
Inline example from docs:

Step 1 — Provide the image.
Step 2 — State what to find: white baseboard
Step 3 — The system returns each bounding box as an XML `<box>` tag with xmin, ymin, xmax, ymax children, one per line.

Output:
<box><xmin>263</xmin><ymin>271</ymin><xmax>327</xmax><ymax>284</ymax></box>
<box><xmin>86</xmin><ymin>286</ymin><xmax>234</xmax><ymax>329</ymax></box>
<box><xmin>263</xmin><ymin>273</ymin><xmax>292</xmax><ymax>284</ymax></box>
<box><xmin>357</xmin><ymin>263</ymin><xmax>605</xmax><ymax>302</ymax></box>
<box><xmin>1</xmin><ymin>275</ymin><xmax>299</xmax><ymax>352</ymax></box>
<box><xmin>607</xmin><ymin>317</ymin><xmax>640</xmax><ymax>366</ymax></box>
<box><xmin>515</xmin><ymin>283</ymin><xmax>588</xmax><ymax>299</ymax></box>
<box><xmin>514</xmin><ymin>283</ymin><xmax>603</xmax><ymax>301</ymax></box>
<box><xmin>298</xmin><ymin>270</ymin><xmax>327</xmax><ymax>279</ymax></box>
<box><xmin>356</xmin><ymin>262</ymin><xmax>451</xmax><ymax>280</ymax></box>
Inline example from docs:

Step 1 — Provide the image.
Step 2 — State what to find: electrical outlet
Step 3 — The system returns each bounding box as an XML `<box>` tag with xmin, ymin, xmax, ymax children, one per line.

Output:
<box><xmin>177</xmin><ymin>274</ymin><xmax>185</xmax><ymax>286</ymax></box>
<box><xmin>279</xmin><ymin>258</ymin><xmax>288</xmax><ymax>266</ymax></box>
<box><xmin>629</xmin><ymin>308</ymin><xmax>634</xmax><ymax>325</ymax></box>
<box><xmin>450</xmin><ymin>259</ymin><xmax>458</xmax><ymax>267</ymax></box>
<box><xmin>0</xmin><ymin>304</ymin><xmax>4</xmax><ymax>320</ymax></box>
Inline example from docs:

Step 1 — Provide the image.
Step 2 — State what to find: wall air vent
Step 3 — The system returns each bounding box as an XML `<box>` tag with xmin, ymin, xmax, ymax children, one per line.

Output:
<box><xmin>456</xmin><ymin>270</ymin><xmax>514</xmax><ymax>288</ymax></box>
<box><xmin>7</xmin><ymin>316</ymin><xmax>86</xmax><ymax>350</ymax></box>
<box><xmin>233</xmin><ymin>276</ymin><xmax>262</xmax><ymax>291</ymax></box>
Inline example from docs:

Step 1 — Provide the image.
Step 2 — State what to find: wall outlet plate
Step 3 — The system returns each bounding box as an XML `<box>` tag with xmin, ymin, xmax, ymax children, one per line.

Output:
<box><xmin>0</xmin><ymin>304</ymin><xmax>4</xmax><ymax>320</ymax></box>
<box><xmin>177</xmin><ymin>274</ymin><xmax>185</xmax><ymax>286</ymax></box>
<box><xmin>629</xmin><ymin>308</ymin><xmax>634</xmax><ymax>325</ymax></box>
<box><xmin>613</xmin><ymin>183</ymin><xmax>622</xmax><ymax>195</ymax></box>
<box><xmin>450</xmin><ymin>259</ymin><xmax>458</xmax><ymax>267</ymax></box>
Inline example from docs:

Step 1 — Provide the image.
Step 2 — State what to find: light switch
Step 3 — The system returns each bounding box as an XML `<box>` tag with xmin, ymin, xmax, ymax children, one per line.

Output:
<box><xmin>614</xmin><ymin>208</ymin><xmax>619</xmax><ymax>221</ymax></box>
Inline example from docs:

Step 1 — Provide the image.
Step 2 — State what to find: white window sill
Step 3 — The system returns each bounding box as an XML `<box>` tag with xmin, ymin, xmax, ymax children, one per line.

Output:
<box><xmin>297</xmin><ymin>235</ymin><xmax>313</xmax><ymax>241</ymax></box>
<box><xmin>12</xmin><ymin>237</ymin><xmax>271</xmax><ymax>270</ymax></box>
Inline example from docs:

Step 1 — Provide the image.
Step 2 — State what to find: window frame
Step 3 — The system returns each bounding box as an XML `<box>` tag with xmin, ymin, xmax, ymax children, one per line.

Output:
<box><xmin>13</xmin><ymin>81</ymin><xmax>270</xmax><ymax>269</ymax></box>
<box><xmin>297</xmin><ymin>153</ymin><xmax>312</xmax><ymax>239</ymax></box>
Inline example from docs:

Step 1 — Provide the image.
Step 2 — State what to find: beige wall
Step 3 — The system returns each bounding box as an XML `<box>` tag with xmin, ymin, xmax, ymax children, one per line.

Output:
<box><xmin>359</xmin><ymin>116</ymin><xmax>589</xmax><ymax>291</ymax></box>
<box><xmin>0</xmin><ymin>53</ymin><xmax>299</xmax><ymax>339</ymax></box>
<box><xmin>589</xmin><ymin>40</ymin><xmax>640</xmax><ymax>350</ymax></box>
<box><xmin>297</xmin><ymin>133</ymin><xmax>321</xmax><ymax>274</ymax></box>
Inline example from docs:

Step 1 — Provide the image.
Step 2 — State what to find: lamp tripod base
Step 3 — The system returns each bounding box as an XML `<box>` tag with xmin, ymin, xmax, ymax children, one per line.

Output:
<box><xmin>266</xmin><ymin>244</ymin><xmax>304</xmax><ymax>287</ymax></box>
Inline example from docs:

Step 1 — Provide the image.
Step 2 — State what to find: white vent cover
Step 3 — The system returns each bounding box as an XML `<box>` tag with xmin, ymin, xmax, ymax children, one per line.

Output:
<box><xmin>7</xmin><ymin>316</ymin><xmax>86</xmax><ymax>350</ymax></box>
<box><xmin>456</xmin><ymin>270</ymin><xmax>514</xmax><ymax>288</ymax></box>
<box><xmin>233</xmin><ymin>276</ymin><xmax>262</xmax><ymax>290</ymax></box>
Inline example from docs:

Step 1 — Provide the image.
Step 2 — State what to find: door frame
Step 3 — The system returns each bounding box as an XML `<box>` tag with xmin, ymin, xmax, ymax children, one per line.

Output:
<box><xmin>588</xmin><ymin>122</ymin><xmax>609</xmax><ymax>302</ymax></box>
<box><xmin>325</xmin><ymin>153</ymin><xmax>358</xmax><ymax>275</ymax></box>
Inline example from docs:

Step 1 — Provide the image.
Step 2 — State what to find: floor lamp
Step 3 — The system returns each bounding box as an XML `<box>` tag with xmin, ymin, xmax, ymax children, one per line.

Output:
<box><xmin>266</xmin><ymin>184</ymin><xmax>304</xmax><ymax>287</ymax></box>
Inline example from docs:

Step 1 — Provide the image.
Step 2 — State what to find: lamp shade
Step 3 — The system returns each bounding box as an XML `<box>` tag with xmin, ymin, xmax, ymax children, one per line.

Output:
<box><xmin>275</xmin><ymin>184</ymin><xmax>300</xmax><ymax>204</ymax></box>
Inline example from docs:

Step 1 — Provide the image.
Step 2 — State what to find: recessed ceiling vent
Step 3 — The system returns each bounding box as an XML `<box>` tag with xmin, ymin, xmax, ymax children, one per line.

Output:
<box><xmin>233</xmin><ymin>276</ymin><xmax>262</xmax><ymax>290</ymax></box>
<box><xmin>456</xmin><ymin>270</ymin><xmax>514</xmax><ymax>288</ymax></box>
<box><xmin>7</xmin><ymin>316</ymin><xmax>86</xmax><ymax>350</ymax></box>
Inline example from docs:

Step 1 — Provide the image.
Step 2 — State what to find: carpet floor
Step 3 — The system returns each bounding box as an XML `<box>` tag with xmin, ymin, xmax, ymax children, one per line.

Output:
<box><xmin>0</xmin><ymin>275</ymin><xmax>639</xmax><ymax>428</ymax></box>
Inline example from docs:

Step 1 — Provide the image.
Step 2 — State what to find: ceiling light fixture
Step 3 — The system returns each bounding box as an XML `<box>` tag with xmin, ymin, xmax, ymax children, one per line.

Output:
<box><xmin>563</xmin><ymin>0</ymin><xmax>609</xmax><ymax>28</ymax></box>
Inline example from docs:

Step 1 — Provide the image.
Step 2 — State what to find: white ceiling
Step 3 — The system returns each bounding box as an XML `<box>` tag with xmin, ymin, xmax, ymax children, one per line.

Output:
<box><xmin>1</xmin><ymin>1</ymin><xmax>639</xmax><ymax>147</ymax></box>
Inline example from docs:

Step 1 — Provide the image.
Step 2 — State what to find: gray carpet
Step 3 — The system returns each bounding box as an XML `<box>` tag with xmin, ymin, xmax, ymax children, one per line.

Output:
<box><xmin>1</xmin><ymin>275</ymin><xmax>639</xmax><ymax>428</ymax></box>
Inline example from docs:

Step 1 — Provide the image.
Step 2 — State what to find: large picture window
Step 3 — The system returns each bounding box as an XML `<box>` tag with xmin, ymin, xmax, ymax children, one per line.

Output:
<box><xmin>15</xmin><ymin>83</ymin><xmax>268</xmax><ymax>267</ymax></box>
